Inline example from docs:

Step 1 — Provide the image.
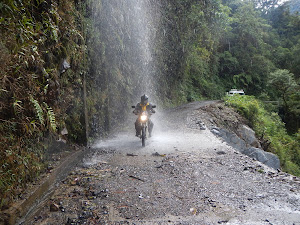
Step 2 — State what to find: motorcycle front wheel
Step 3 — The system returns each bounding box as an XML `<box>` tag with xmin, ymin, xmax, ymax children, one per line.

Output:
<box><xmin>142</xmin><ymin>126</ymin><xmax>146</xmax><ymax>147</ymax></box>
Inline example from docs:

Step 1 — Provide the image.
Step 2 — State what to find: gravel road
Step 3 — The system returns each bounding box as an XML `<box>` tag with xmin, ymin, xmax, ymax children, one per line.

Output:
<box><xmin>29</xmin><ymin>101</ymin><xmax>300</xmax><ymax>225</ymax></box>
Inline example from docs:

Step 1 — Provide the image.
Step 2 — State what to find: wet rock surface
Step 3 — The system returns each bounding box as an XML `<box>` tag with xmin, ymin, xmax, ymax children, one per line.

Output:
<box><xmin>194</xmin><ymin>103</ymin><xmax>280</xmax><ymax>170</ymax></box>
<box><xmin>29</xmin><ymin>101</ymin><xmax>300</xmax><ymax>224</ymax></box>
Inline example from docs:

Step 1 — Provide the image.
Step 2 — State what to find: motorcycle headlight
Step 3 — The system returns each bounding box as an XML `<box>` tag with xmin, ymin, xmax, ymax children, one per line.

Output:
<box><xmin>140</xmin><ymin>114</ymin><xmax>148</xmax><ymax>121</ymax></box>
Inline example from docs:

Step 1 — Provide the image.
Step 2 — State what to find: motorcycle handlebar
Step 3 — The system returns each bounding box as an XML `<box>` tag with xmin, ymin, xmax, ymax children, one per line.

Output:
<box><xmin>132</xmin><ymin>105</ymin><xmax>156</xmax><ymax>109</ymax></box>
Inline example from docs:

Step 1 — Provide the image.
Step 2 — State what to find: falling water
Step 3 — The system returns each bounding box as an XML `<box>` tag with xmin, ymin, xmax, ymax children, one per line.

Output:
<box><xmin>125</xmin><ymin>0</ymin><xmax>158</xmax><ymax>98</ymax></box>
<box><xmin>99</xmin><ymin>0</ymin><xmax>160</xmax><ymax>102</ymax></box>
<box><xmin>124</xmin><ymin>0</ymin><xmax>162</xmax><ymax>136</ymax></box>
<box><xmin>89</xmin><ymin>0</ymin><xmax>162</xmax><ymax>136</ymax></box>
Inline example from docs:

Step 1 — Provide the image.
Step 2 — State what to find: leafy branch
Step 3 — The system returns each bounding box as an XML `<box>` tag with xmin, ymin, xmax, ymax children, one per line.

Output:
<box><xmin>30</xmin><ymin>96</ymin><xmax>44</xmax><ymax>126</ymax></box>
<box><xmin>44</xmin><ymin>103</ymin><xmax>57</xmax><ymax>132</ymax></box>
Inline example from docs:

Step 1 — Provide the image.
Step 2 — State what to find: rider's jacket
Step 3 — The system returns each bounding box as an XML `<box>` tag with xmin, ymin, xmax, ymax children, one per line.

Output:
<box><xmin>133</xmin><ymin>102</ymin><xmax>155</xmax><ymax>115</ymax></box>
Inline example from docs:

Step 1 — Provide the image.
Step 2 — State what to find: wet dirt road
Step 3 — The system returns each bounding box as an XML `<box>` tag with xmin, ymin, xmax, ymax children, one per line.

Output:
<box><xmin>29</xmin><ymin>101</ymin><xmax>300</xmax><ymax>225</ymax></box>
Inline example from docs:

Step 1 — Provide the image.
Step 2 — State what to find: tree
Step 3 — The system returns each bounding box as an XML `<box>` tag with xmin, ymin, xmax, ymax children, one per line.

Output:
<box><xmin>268</xmin><ymin>69</ymin><xmax>297</xmax><ymax>107</ymax></box>
<box><xmin>252</xmin><ymin>0</ymin><xmax>279</xmax><ymax>14</ymax></box>
<box><xmin>219</xmin><ymin>1</ymin><xmax>274</xmax><ymax>94</ymax></box>
<box><xmin>268</xmin><ymin>69</ymin><xmax>300</xmax><ymax>132</ymax></box>
<box><xmin>288</xmin><ymin>0</ymin><xmax>300</xmax><ymax>14</ymax></box>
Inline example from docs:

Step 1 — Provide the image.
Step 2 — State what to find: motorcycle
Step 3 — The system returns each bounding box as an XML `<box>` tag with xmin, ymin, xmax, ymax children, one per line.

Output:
<box><xmin>132</xmin><ymin>105</ymin><xmax>156</xmax><ymax>147</ymax></box>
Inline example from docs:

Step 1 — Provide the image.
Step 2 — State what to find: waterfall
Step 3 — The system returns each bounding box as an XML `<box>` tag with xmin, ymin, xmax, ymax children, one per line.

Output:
<box><xmin>89</xmin><ymin>0</ymin><xmax>161</xmax><ymax>132</ymax></box>
<box><xmin>132</xmin><ymin>0</ymin><xmax>155</xmax><ymax>96</ymax></box>
<box><xmin>100</xmin><ymin>0</ymin><xmax>159</xmax><ymax>101</ymax></box>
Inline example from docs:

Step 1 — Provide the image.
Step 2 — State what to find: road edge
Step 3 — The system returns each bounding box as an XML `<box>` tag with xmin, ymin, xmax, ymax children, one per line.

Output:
<box><xmin>1</xmin><ymin>147</ymin><xmax>88</xmax><ymax>225</ymax></box>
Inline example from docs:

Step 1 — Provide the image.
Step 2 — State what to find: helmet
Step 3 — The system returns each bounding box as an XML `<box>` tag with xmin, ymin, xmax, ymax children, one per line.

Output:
<box><xmin>141</xmin><ymin>94</ymin><xmax>148</xmax><ymax>105</ymax></box>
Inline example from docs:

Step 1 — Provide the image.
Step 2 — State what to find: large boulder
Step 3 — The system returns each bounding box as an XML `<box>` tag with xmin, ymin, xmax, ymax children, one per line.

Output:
<box><xmin>243</xmin><ymin>147</ymin><xmax>280</xmax><ymax>170</ymax></box>
<box><xmin>211</xmin><ymin>127</ymin><xmax>247</xmax><ymax>151</ymax></box>
<box><xmin>211</xmin><ymin>127</ymin><xmax>280</xmax><ymax>170</ymax></box>
<box><xmin>237</xmin><ymin>125</ymin><xmax>261</xmax><ymax>148</ymax></box>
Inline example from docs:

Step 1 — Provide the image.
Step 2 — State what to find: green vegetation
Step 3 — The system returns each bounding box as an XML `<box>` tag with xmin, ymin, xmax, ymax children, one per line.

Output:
<box><xmin>288</xmin><ymin>0</ymin><xmax>300</xmax><ymax>14</ymax></box>
<box><xmin>0</xmin><ymin>0</ymin><xmax>89</xmax><ymax>209</ymax></box>
<box><xmin>267</xmin><ymin>69</ymin><xmax>300</xmax><ymax>133</ymax></box>
<box><xmin>225</xmin><ymin>95</ymin><xmax>300</xmax><ymax>176</ymax></box>
<box><xmin>158</xmin><ymin>1</ymin><xmax>299</xmax><ymax>177</ymax></box>
<box><xmin>160</xmin><ymin>0</ymin><xmax>300</xmax><ymax>132</ymax></box>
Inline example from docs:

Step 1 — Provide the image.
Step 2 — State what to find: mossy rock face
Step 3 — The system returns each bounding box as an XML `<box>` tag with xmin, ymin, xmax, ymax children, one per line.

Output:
<box><xmin>66</xmin><ymin>114</ymin><xmax>86</xmax><ymax>143</ymax></box>
<box><xmin>0</xmin><ymin>0</ymin><xmax>91</xmax><ymax>208</ymax></box>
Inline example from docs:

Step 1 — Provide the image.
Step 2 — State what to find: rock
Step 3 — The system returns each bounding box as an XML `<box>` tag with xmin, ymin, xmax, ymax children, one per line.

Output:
<box><xmin>199</xmin><ymin>123</ymin><xmax>206</xmax><ymax>130</ymax></box>
<box><xmin>211</xmin><ymin>127</ymin><xmax>220</xmax><ymax>136</ymax></box>
<box><xmin>242</xmin><ymin>147</ymin><xmax>280</xmax><ymax>170</ymax></box>
<box><xmin>66</xmin><ymin>216</ymin><xmax>78</xmax><ymax>225</ymax></box>
<box><xmin>61</xmin><ymin>127</ymin><xmax>68</xmax><ymax>135</ymax></box>
<box><xmin>219</xmin><ymin>128</ymin><xmax>247</xmax><ymax>152</ymax></box>
<box><xmin>196</xmin><ymin>121</ymin><xmax>206</xmax><ymax>130</ymax></box>
<box><xmin>50</xmin><ymin>203</ymin><xmax>60</xmax><ymax>212</ymax></box>
<box><xmin>237</xmin><ymin>125</ymin><xmax>261</xmax><ymax>148</ymax></box>
<box><xmin>216</xmin><ymin>151</ymin><xmax>226</xmax><ymax>155</ymax></box>
<box><xmin>152</xmin><ymin>152</ymin><xmax>166</xmax><ymax>157</ymax></box>
<box><xmin>79</xmin><ymin>211</ymin><xmax>93</xmax><ymax>219</ymax></box>
<box><xmin>211</xmin><ymin>127</ymin><xmax>280</xmax><ymax>170</ymax></box>
<box><xmin>57</xmin><ymin>136</ymin><xmax>67</xmax><ymax>144</ymax></box>
<box><xmin>189</xmin><ymin>207</ymin><xmax>197</xmax><ymax>215</ymax></box>
<box><xmin>218</xmin><ymin>220</ymin><xmax>229</xmax><ymax>224</ymax></box>
<box><xmin>229</xmin><ymin>133</ymin><xmax>243</xmax><ymax>146</ymax></box>
<box><xmin>60</xmin><ymin>59</ymin><xmax>70</xmax><ymax>74</ymax></box>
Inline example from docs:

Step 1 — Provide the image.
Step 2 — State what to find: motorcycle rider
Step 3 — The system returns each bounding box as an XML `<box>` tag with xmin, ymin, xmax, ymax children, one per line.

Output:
<box><xmin>133</xmin><ymin>94</ymin><xmax>155</xmax><ymax>137</ymax></box>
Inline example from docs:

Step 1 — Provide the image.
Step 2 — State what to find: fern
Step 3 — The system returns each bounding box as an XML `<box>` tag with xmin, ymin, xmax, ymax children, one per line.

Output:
<box><xmin>44</xmin><ymin>103</ymin><xmax>57</xmax><ymax>132</ymax></box>
<box><xmin>30</xmin><ymin>97</ymin><xmax>44</xmax><ymax>126</ymax></box>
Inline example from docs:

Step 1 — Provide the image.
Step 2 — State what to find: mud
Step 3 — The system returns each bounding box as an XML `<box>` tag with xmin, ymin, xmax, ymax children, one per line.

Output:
<box><xmin>26</xmin><ymin>101</ymin><xmax>300</xmax><ymax>224</ymax></box>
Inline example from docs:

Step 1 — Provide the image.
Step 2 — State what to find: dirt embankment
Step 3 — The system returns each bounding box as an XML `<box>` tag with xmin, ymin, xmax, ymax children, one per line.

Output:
<box><xmin>194</xmin><ymin>102</ymin><xmax>248</xmax><ymax>133</ymax></box>
<box><xmin>194</xmin><ymin>102</ymin><xmax>280</xmax><ymax>170</ymax></box>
